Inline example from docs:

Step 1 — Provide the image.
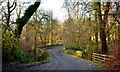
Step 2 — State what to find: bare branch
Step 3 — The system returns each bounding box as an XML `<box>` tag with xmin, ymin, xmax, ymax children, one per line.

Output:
<box><xmin>10</xmin><ymin>2</ymin><xmax>17</xmax><ymax>13</ymax></box>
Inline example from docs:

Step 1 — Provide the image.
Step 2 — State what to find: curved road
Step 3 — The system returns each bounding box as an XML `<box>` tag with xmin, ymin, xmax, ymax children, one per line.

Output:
<box><xmin>47</xmin><ymin>46</ymin><xmax>100</xmax><ymax>70</ymax></box>
<box><xmin>3</xmin><ymin>46</ymin><xmax>100</xmax><ymax>71</ymax></box>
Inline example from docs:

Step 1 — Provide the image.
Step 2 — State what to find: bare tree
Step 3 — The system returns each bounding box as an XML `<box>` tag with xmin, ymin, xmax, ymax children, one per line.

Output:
<box><xmin>7</xmin><ymin>0</ymin><xmax>16</xmax><ymax>28</ymax></box>
<box><xmin>1</xmin><ymin>0</ymin><xmax>16</xmax><ymax>31</ymax></box>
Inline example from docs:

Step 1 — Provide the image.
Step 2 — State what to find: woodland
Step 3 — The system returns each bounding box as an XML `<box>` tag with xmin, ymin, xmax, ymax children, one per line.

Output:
<box><xmin>1</xmin><ymin>0</ymin><xmax>120</xmax><ymax>70</ymax></box>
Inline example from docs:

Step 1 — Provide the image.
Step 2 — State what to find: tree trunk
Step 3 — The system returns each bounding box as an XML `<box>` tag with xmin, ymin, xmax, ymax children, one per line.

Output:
<box><xmin>7</xmin><ymin>2</ymin><xmax>10</xmax><ymax>27</ymax></box>
<box><xmin>115</xmin><ymin>2</ymin><xmax>120</xmax><ymax>67</ymax></box>
<box><xmin>115</xmin><ymin>4</ymin><xmax>120</xmax><ymax>38</ymax></box>
<box><xmin>97</xmin><ymin>2</ymin><xmax>110</xmax><ymax>54</ymax></box>
<box><xmin>95</xmin><ymin>32</ymin><xmax>98</xmax><ymax>52</ymax></box>
<box><xmin>100</xmin><ymin>25</ymin><xmax>107</xmax><ymax>54</ymax></box>
<box><xmin>15</xmin><ymin>2</ymin><xmax>40</xmax><ymax>38</ymax></box>
<box><xmin>93</xmin><ymin>2</ymin><xmax>99</xmax><ymax>53</ymax></box>
<box><xmin>7</xmin><ymin>1</ymin><xmax>16</xmax><ymax>28</ymax></box>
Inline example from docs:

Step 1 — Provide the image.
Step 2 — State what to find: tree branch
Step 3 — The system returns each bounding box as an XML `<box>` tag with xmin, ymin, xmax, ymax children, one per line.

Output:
<box><xmin>10</xmin><ymin>2</ymin><xmax>16</xmax><ymax>13</ymax></box>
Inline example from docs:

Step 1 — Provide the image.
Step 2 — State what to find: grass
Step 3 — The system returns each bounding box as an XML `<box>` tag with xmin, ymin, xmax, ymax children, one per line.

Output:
<box><xmin>82</xmin><ymin>58</ymin><xmax>104</xmax><ymax>69</ymax></box>
<box><xmin>29</xmin><ymin>56</ymin><xmax>50</xmax><ymax>64</ymax></box>
<box><xmin>62</xmin><ymin>47</ymin><xmax>104</xmax><ymax>69</ymax></box>
<box><xmin>3</xmin><ymin>54</ymin><xmax>51</xmax><ymax>68</ymax></box>
<box><xmin>17</xmin><ymin>56</ymin><xmax>51</xmax><ymax>67</ymax></box>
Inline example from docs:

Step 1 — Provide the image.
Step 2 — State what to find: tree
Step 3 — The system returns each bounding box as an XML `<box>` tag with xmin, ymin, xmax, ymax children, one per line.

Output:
<box><xmin>7</xmin><ymin>0</ymin><xmax>16</xmax><ymax>28</ymax></box>
<box><xmin>2</xmin><ymin>0</ymin><xmax>41</xmax><ymax>64</ymax></box>
<box><xmin>15</xmin><ymin>1</ymin><xmax>41</xmax><ymax>39</ymax></box>
<box><xmin>93</xmin><ymin>2</ymin><xmax>99</xmax><ymax>53</ymax></box>
<box><xmin>96</xmin><ymin>2</ymin><xmax>110</xmax><ymax>54</ymax></box>
<box><xmin>1</xmin><ymin>0</ymin><xmax>16</xmax><ymax>32</ymax></box>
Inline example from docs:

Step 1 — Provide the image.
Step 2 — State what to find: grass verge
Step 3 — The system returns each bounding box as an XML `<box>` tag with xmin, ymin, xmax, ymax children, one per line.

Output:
<box><xmin>62</xmin><ymin>47</ymin><xmax>104</xmax><ymax>69</ymax></box>
<box><xmin>17</xmin><ymin>55</ymin><xmax>51</xmax><ymax>67</ymax></box>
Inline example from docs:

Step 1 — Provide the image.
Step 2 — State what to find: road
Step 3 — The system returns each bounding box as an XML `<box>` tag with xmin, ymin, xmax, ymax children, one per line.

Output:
<box><xmin>3</xmin><ymin>46</ymin><xmax>100</xmax><ymax>71</ymax></box>
<box><xmin>47</xmin><ymin>46</ymin><xmax>100</xmax><ymax>70</ymax></box>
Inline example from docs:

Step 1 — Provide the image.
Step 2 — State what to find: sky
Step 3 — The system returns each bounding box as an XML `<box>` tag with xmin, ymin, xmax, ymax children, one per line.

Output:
<box><xmin>39</xmin><ymin>0</ymin><xmax>68</xmax><ymax>22</ymax></box>
<box><xmin>0</xmin><ymin>0</ymin><xmax>68</xmax><ymax>22</ymax></box>
<box><xmin>18</xmin><ymin>0</ymin><xmax>119</xmax><ymax>21</ymax></box>
<box><xmin>20</xmin><ymin>0</ymin><xmax>68</xmax><ymax>22</ymax></box>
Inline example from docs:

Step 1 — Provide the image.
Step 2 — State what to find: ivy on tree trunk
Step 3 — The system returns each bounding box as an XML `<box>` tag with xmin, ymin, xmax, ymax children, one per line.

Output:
<box><xmin>15</xmin><ymin>2</ymin><xmax>40</xmax><ymax>38</ymax></box>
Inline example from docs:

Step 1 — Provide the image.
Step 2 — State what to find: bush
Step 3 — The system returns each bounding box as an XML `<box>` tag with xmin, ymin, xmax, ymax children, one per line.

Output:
<box><xmin>65</xmin><ymin>47</ymin><xmax>80</xmax><ymax>51</ymax></box>
<box><xmin>41</xmin><ymin>44</ymin><xmax>63</xmax><ymax>49</ymax></box>
<box><xmin>2</xmin><ymin>47</ymin><xmax>15</xmax><ymax>64</ymax></box>
<box><xmin>14</xmin><ymin>48</ymin><xmax>29</xmax><ymax>63</ymax></box>
<box><xmin>2</xmin><ymin>47</ymin><xmax>29</xmax><ymax>65</ymax></box>
<box><xmin>2</xmin><ymin>29</ymin><xmax>29</xmax><ymax>65</ymax></box>
<box><xmin>2</xmin><ymin>28</ymin><xmax>50</xmax><ymax>65</ymax></box>
<box><xmin>28</xmin><ymin>47</ymin><xmax>49</xmax><ymax>62</ymax></box>
<box><xmin>103</xmin><ymin>42</ymin><xmax>120</xmax><ymax>70</ymax></box>
<box><xmin>38</xmin><ymin>50</ymin><xmax>49</xmax><ymax>61</ymax></box>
